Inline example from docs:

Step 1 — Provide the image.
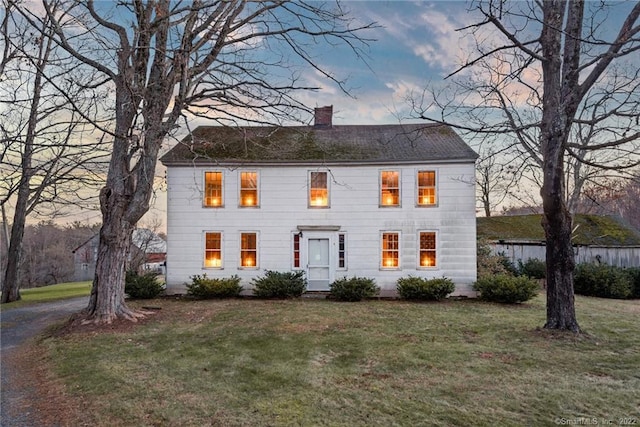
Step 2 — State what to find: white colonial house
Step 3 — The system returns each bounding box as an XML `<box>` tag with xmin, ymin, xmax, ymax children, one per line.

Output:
<box><xmin>160</xmin><ymin>107</ymin><xmax>478</xmax><ymax>296</ymax></box>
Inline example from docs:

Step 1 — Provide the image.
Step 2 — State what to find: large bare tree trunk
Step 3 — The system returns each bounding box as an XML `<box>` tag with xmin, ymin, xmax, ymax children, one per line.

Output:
<box><xmin>83</xmin><ymin>187</ymin><xmax>143</xmax><ymax>323</ymax></box>
<box><xmin>540</xmin><ymin>137</ymin><xmax>578</xmax><ymax>331</ymax></box>
<box><xmin>538</xmin><ymin>0</ymin><xmax>582</xmax><ymax>332</ymax></box>
<box><xmin>1</xmin><ymin>209</ymin><xmax>26</xmax><ymax>303</ymax></box>
<box><xmin>1</xmin><ymin>24</ymin><xmax>46</xmax><ymax>303</ymax></box>
<box><xmin>38</xmin><ymin>0</ymin><xmax>374</xmax><ymax>323</ymax></box>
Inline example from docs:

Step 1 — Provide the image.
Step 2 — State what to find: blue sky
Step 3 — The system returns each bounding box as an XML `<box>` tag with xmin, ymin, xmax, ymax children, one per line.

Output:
<box><xmin>279</xmin><ymin>0</ymin><xmax>636</xmax><ymax>127</ymax></box>
<box><xmin>49</xmin><ymin>0</ymin><xmax>637</xmax><ymax>227</ymax></box>
<box><xmin>277</xmin><ymin>1</ymin><xmax>474</xmax><ymax>125</ymax></box>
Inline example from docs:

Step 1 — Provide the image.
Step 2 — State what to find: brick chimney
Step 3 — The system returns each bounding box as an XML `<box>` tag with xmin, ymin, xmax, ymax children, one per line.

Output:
<box><xmin>314</xmin><ymin>105</ymin><xmax>333</xmax><ymax>128</ymax></box>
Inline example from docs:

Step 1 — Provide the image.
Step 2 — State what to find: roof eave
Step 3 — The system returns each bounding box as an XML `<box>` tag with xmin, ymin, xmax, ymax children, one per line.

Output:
<box><xmin>161</xmin><ymin>157</ymin><xmax>478</xmax><ymax>167</ymax></box>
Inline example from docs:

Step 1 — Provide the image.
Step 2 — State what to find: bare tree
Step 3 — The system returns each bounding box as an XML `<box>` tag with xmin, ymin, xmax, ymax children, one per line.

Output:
<box><xmin>28</xmin><ymin>0</ymin><xmax>375</xmax><ymax>323</ymax></box>
<box><xmin>577</xmin><ymin>172</ymin><xmax>640</xmax><ymax>230</ymax></box>
<box><xmin>413</xmin><ymin>1</ymin><xmax>640</xmax><ymax>331</ymax></box>
<box><xmin>1</xmin><ymin>1</ymin><xmax>109</xmax><ymax>303</ymax></box>
<box><xmin>475</xmin><ymin>145</ymin><xmax>524</xmax><ymax>217</ymax></box>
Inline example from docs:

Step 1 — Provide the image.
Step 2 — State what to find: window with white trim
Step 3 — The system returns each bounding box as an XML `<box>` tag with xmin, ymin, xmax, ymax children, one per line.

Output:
<box><xmin>417</xmin><ymin>171</ymin><xmax>437</xmax><ymax>206</ymax></box>
<box><xmin>380</xmin><ymin>170</ymin><xmax>400</xmax><ymax>206</ymax></box>
<box><xmin>293</xmin><ymin>232</ymin><xmax>301</xmax><ymax>269</ymax></box>
<box><xmin>204</xmin><ymin>232</ymin><xmax>222</xmax><ymax>268</ymax></box>
<box><xmin>419</xmin><ymin>231</ymin><xmax>437</xmax><ymax>268</ymax></box>
<box><xmin>381</xmin><ymin>232</ymin><xmax>400</xmax><ymax>269</ymax></box>
<box><xmin>240</xmin><ymin>232</ymin><xmax>258</xmax><ymax>268</ymax></box>
<box><xmin>309</xmin><ymin>171</ymin><xmax>329</xmax><ymax>207</ymax></box>
<box><xmin>338</xmin><ymin>233</ymin><xmax>346</xmax><ymax>269</ymax></box>
<box><xmin>204</xmin><ymin>171</ymin><xmax>223</xmax><ymax>207</ymax></box>
<box><xmin>240</xmin><ymin>171</ymin><xmax>259</xmax><ymax>207</ymax></box>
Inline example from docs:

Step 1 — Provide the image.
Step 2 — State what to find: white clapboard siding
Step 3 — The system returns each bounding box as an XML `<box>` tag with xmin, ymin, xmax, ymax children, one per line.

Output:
<box><xmin>165</xmin><ymin>162</ymin><xmax>477</xmax><ymax>296</ymax></box>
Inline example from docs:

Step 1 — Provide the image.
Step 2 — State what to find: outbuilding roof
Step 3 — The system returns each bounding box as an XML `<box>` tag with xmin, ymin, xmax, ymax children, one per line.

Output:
<box><xmin>477</xmin><ymin>214</ymin><xmax>640</xmax><ymax>247</ymax></box>
<box><xmin>160</xmin><ymin>123</ymin><xmax>478</xmax><ymax>166</ymax></box>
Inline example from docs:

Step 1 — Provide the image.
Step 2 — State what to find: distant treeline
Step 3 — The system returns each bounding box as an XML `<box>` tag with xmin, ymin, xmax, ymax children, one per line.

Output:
<box><xmin>1</xmin><ymin>221</ymin><xmax>100</xmax><ymax>288</ymax></box>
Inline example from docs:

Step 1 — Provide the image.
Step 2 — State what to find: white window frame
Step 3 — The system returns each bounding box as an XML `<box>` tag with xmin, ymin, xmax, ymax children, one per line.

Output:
<box><xmin>417</xmin><ymin>230</ymin><xmax>438</xmax><ymax>269</ymax></box>
<box><xmin>337</xmin><ymin>232</ymin><xmax>347</xmax><ymax>270</ymax></box>
<box><xmin>203</xmin><ymin>231</ymin><xmax>223</xmax><ymax>269</ymax></box>
<box><xmin>380</xmin><ymin>170</ymin><xmax>401</xmax><ymax>207</ymax></box>
<box><xmin>380</xmin><ymin>231</ymin><xmax>401</xmax><ymax>270</ymax></box>
<box><xmin>239</xmin><ymin>231</ymin><xmax>259</xmax><ymax>269</ymax></box>
<box><xmin>292</xmin><ymin>232</ymin><xmax>302</xmax><ymax>270</ymax></box>
<box><xmin>239</xmin><ymin>171</ymin><xmax>260</xmax><ymax>208</ymax></box>
<box><xmin>308</xmin><ymin>170</ymin><xmax>330</xmax><ymax>208</ymax></box>
<box><xmin>416</xmin><ymin>170</ymin><xmax>438</xmax><ymax>207</ymax></box>
<box><xmin>203</xmin><ymin>171</ymin><xmax>224</xmax><ymax>208</ymax></box>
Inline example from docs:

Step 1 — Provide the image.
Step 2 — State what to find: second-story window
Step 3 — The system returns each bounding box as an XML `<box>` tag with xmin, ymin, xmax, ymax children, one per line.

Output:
<box><xmin>240</xmin><ymin>172</ymin><xmax>259</xmax><ymax>207</ymax></box>
<box><xmin>309</xmin><ymin>171</ymin><xmax>329</xmax><ymax>207</ymax></box>
<box><xmin>204</xmin><ymin>171</ymin><xmax>223</xmax><ymax>207</ymax></box>
<box><xmin>417</xmin><ymin>171</ymin><xmax>437</xmax><ymax>206</ymax></box>
<box><xmin>380</xmin><ymin>170</ymin><xmax>400</xmax><ymax>207</ymax></box>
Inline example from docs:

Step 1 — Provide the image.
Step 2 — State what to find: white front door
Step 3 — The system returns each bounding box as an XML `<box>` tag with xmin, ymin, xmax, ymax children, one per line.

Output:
<box><xmin>307</xmin><ymin>238</ymin><xmax>330</xmax><ymax>291</ymax></box>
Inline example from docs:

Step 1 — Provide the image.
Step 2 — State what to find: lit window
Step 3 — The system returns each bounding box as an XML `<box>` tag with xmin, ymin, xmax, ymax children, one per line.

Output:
<box><xmin>309</xmin><ymin>171</ymin><xmax>329</xmax><ymax>207</ymax></box>
<box><xmin>205</xmin><ymin>232</ymin><xmax>222</xmax><ymax>268</ymax></box>
<box><xmin>381</xmin><ymin>232</ymin><xmax>399</xmax><ymax>268</ymax></box>
<box><xmin>240</xmin><ymin>232</ymin><xmax>257</xmax><ymax>268</ymax></box>
<box><xmin>204</xmin><ymin>172</ymin><xmax>223</xmax><ymax>207</ymax></box>
<box><xmin>293</xmin><ymin>233</ymin><xmax>301</xmax><ymax>269</ymax></box>
<box><xmin>419</xmin><ymin>231</ymin><xmax>437</xmax><ymax>267</ymax></box>
<box><xmin>417</xmin><ymin>171</ymin><xmax>436</xmax><ymax>206</ymax></box>
<box><xmin>338</xmin><ymin>233</ymin><xmax>346</xmax><ymax>269</ymax></box>
<box><xmin>380</xmin><ymin>170</ymin><xmax>399</xmax><ymax>206</ymax></box>
<box><xmin>240</xmin><ymin>172</ymin><xmax>258</xmax><ymax>207</ymax></box>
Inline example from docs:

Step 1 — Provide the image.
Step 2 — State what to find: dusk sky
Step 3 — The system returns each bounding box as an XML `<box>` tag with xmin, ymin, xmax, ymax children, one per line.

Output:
<box><xmin>51</xmin><ymin>1</ymin><xmax>635</xmax><ymax>228</ymax></box>
<box><xmin>185</xmin><ymin>1</ymin><xmax>477</xmax><ymax>128</ymax></box>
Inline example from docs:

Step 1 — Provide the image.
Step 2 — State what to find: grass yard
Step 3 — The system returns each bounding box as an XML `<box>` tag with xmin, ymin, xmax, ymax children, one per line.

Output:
<box><xmin>43</xmin><ymin>295</ymin><xmax>639</xmax><ymax>426</ymax></box>
<box><xmin>1</xmin><ymin>281</ymin><xmax>91</xmax><ymax>309</ymax></box>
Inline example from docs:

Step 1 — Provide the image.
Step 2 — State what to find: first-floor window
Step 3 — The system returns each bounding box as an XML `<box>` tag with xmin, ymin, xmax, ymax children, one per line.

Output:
<box><xmin>419</xmin><ymin>231</ymin><xmax>437</xmax><ymax>267</ymax></box>
<box><xmin>338</xmin><ymin>233</ymin><xmax>346</xmax><ymax>269</ymax></box>
<box><xmin>205</xmin><ymin>232</ymin><xmax>222</xmax><ymax>268</ymax></box>
<box><xmin>293</xmin><ymin>232</ymin><xmax>301</xmax><ymax>269</ymax></box>
<box><xmin>381</xmin><ymin>232</ymin><xmax>399</xmax><ymax>268</ymax></box>
<box><xmin>240</xmin><ymin>232</ymin><xmax>257</xmax><ymax>268</ymax></box>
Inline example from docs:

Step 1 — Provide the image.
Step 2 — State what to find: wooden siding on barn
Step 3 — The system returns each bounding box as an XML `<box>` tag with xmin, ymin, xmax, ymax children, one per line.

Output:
<box><xmin>493</xmin><ymin>241</ymin><xmax>640</xmax><ymax>268</ymax></box>
<box><xmin>165</xmin><ymin>162</ymin><xmax>477</xmax><ymax>296</ymax></box>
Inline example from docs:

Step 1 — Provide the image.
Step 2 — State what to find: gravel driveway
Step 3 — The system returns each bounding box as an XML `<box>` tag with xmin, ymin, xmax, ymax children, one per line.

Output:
<box><xmin>1</xmin><ymin>297</ymin><xmax>88</xmax><ymax>427</ymax></box>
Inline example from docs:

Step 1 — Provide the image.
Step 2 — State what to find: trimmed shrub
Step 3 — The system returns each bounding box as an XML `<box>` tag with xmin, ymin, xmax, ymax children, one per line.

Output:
<box><xmin>396</xmin><ymin>276</ymin><xmax>455</xmax><ymax>301</ymax></box>
<box><xmin>473</xmin><ymin>274</ymin><xmax>539</xmax><ymax>304</ymax></box>
<box><xmin>625</xmin><ymin>267</ymin><xmax>640</xmax><ymax>299</ymax></box>
<box><xmin>574</xmin><ymin>263</ymin><xmax>632</xmax><ymax>299</ymax></box>
<box><xmin>252</xmin><ymin>270</ymin><xmax>306</xmax><ymax>298</ymax></box>
<box><xmin>187</xmin><ymin>274</ymin><xmax>242</xmax><ymax>299</ymax></box>
<box><xmin>518</xmin><ymin>258</ymin><xmax>546</xmax><ymax>279</ymax></box>
<box><xmin>125</xmin><ymin>270</ymin><xmax>164</xmax><ymax>299</ymax></box>
<box><xmin>329</xmin><ymin>276</ymin><xmax>379</xmax><ymax>302</ymax></box>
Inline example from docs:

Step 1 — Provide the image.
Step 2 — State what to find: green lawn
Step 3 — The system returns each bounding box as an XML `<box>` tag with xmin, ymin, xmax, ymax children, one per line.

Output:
<box><xmin>1</xmin><ymin>281</ymin><xmax>91</xmax><ymax>309</ymax></box>
<box><xmin>44</xmin><ymin>295</ymin><xmax>639</xmax><ymax>426</ymax></box>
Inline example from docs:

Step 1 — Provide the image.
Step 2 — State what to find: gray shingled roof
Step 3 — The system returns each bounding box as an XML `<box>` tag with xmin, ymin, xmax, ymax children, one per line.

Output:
<box><xmin>160</xmin><ymin>123</ymin><xmax>478</xmax><ymax>166</ymax></box>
